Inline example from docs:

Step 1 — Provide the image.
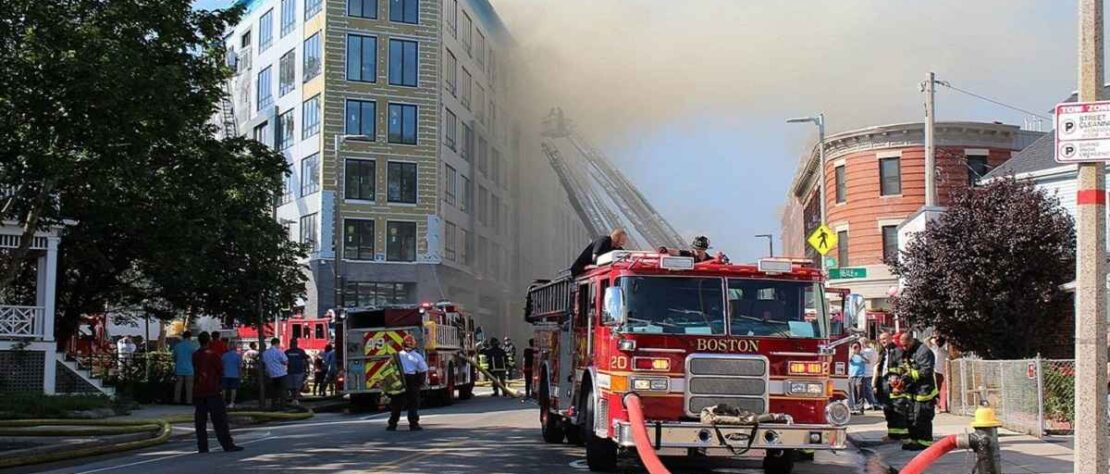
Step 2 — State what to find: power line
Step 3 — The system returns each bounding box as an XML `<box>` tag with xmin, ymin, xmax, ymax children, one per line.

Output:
<box><xmin>937</xmin><ymin>82</ymin><xmax>1053</xmax><ymax>121</ymax></box>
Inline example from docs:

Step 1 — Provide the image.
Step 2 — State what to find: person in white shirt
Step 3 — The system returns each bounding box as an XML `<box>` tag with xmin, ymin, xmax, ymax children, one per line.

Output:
<box><xmin>859</xmin><ymin>339</ymin><xmax>880</xmax><ymax>410</ymax></box>
<box><xmin>388</xmin><ymin>334</ymin><xmax>428</xmax><ymax>431</ymax></box>
<box><xmin>261</xmin><ymin>338</ymin><xmax>289</xmax><ymax>409</ymax></box>
<box><xmin>928</xmin><ymin>336</ymin><xmax>949</xmax><ymax>413</ymax></box>
<box><xmin>117</xmin><ymin>336</ymin><xmax>136</xmax><ymax>371</ymax></box>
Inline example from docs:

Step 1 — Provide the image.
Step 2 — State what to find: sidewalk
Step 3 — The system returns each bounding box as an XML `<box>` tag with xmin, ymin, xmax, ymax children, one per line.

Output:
<box><xmin>848</xmin><ymin>411</ymin><xmax>1074</xmax><ymax>473</ymax></box>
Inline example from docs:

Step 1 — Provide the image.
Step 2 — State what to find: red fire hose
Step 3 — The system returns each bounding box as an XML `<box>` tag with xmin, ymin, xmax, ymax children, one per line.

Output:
<box><xmin>899</xmin><ymin>434</ymin><xmax>959</xmax><ymax>474</ymax></box>
<box><xmin>623</xmin><ymin>393</ymin><xmax>671</xmax><ymax>474</ymax></box>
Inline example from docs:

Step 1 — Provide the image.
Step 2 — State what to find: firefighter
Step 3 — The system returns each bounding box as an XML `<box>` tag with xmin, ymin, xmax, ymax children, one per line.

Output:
<box><xmin>658</xmin><ymin>236</ymin><xmax>727</xmax><ymax>263</ymax></box>
<box><xmin>898</xmin><ymin>331</ymin><xmax>937</xmax><ymax>451</ymax></box>
<box><xmin>387</xmin><ymin>335</ymin><xmax>427</xmax><ymax>431</ymax></box>
<box><xmin>570</xmin><ymin>229</ymin><xmax>627</xmax><ymax>276</ymax></box>
<box><xmin>477</xmin><ymin>338</ymin><xmax>490</xmax><ymax>382</ymax></box>
<box><xmin>481</xmin><ymin>337</ymin><xmax>509</xmax><ymax>397</ymax></box>
<box><xmin>503</xmin><ymin>337</ymin><xmax>517</xmax><ymax>379</ymax></box>
<box><xmin>873</xmin><ymin>331</ymin><xmax>909</xmax><ymax>441</ymax></box>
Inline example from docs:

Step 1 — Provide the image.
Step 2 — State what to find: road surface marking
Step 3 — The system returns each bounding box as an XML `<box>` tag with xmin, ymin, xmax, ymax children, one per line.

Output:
<box><xmin>72</xmin><ymin>435</ymin><xmax>277</xmax><ymax>474</ymax></box>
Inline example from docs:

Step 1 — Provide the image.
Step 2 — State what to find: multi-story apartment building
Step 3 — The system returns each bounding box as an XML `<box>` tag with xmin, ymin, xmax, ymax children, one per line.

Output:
<box><xmin>222</xmin><ymin>0</ymin><xmax>587</xmax><ymax>340</ymax></box>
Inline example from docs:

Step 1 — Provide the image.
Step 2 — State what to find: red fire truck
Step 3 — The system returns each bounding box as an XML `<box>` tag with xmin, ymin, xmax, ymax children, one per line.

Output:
<box><xmin>338</xmin><ymin>302</ymin><xmax>477</xmax><ymax>408</ymax></box>
<box><xmin>525</xmin><ymin>251</ymin><xmax>852</xmax><ymax>474</ymax></box>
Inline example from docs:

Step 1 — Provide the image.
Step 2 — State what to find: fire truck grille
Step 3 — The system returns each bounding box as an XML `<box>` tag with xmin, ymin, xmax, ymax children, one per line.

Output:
<box><xmin>685</xmin><ymin>355</ymin><xmax>769</xmax><ymax>417</ymax></box>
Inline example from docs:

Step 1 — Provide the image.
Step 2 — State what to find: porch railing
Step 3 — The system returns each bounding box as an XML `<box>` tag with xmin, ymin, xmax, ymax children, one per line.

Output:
<box><xmin>0</xmin><ymin>305</ymin><xmax>45</xmax><ymax>339</ymax></box>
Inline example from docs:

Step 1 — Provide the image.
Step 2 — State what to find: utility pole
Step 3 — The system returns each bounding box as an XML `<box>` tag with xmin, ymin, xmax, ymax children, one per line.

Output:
<box><xmin>1074</xmin><ymin>1</ymin><xmax>1107</xmax><ymax>472</ymax></box>
<box><xmin>787</xmin><ymin>114</ymin><xmax>826</xmax><ymax>271</ymax></box>
<box><xmin>755</xmin><ymin>234</ymin><xmax>774</xmax><ymax>257</ymax></box>
<box><xmin>924</xmin><ymin>72</ymin><xmax>937</xmax><ymax>207</ymax></box>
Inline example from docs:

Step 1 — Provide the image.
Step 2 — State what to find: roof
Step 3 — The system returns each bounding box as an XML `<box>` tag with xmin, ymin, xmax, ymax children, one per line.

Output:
<box><xmin>980</xmin><ymin>132</ymin><xmax>1062</xmax><ymax>179</ymax></box>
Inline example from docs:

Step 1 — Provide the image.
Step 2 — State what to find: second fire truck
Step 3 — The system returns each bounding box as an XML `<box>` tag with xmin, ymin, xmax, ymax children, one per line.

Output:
<box><xmin>525</xmin><ymin>251</ymin><xmax>853</xmax><ymax>474</ymax></box>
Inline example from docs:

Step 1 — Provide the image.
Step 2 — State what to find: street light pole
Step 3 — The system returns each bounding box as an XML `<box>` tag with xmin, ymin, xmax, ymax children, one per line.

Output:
<box><xmin>787</xmin><ymin>114</ymin><xmax>826</xmax><ymax>270</ymax></box>
<box><xmin>754</xmin><ymin>234</ymin><xmax>773</xmax><ymax>257</ymax></box>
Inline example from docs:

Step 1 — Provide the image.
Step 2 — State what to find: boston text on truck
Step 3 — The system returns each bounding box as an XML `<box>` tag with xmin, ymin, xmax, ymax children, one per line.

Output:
<box><xmin>524</xmin><ymin>251</ymin><xmax>860</xmax><ymax>474</ymax></box>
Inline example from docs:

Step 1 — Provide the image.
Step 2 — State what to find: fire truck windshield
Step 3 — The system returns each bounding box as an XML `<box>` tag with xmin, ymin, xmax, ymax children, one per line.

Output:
<box><xmin>727</xmin><ymin>279</ymin><xmax>828</xmax><ymax>338</ymax></box>
<box><xmin>618</xmin><ymin>277</ymin><xmax>726</xmax><ymax>335</ymax></box>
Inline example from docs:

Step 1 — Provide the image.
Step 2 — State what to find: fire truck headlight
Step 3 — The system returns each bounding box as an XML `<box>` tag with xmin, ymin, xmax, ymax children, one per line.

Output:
<box><xmin>826</xmin><ymin>400</ymin><xmax>852</xmax><ymax>426</ymax></box>
<box><xmin>618</xmin><ymin>339</ymin><xmax>636</xmax><ymax>351</ymax></box>
<box><xmin>630</xmin><ymin>376</ymin><xmax>669</xmax><ymax>392</ymax></box>
<box><xmin>786</xmin><ymin>381</ymin><xmax>824</xmax><ymax>397</ymax></box>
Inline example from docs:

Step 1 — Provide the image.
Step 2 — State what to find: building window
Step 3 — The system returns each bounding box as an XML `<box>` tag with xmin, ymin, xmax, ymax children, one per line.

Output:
<box><xmin>491</xmin><ymin>148</ymin><xmax>500</xmax><ymax>185</ymax></box>
<box><xmin>303</xmin><ymin>33</ymin><xmax>321</xmax><ymax>82</ymax></box>
<box><xmin>475</xmin><ymin>30</ymin><xmax>485</xmax><ymax>65</ymax></box>
<box><xmin>256</xmin><ymin>66</ymin><xmax>273</xmax><ymax>110</ymax></box>
<box><xmin>277</xmin><ymin>108</ymin><xmax>294</xmax><ymax>150</ymax></box>
<box><xmin>460</xmin><ymin>11</ymin><xmax>472</xmax><ymax>53</ymax></box>
<box><xmin>460</xmin><ymin>67</ymin><xmax>471</xmax><ymax>109</ymax></box>
<box><xmin>882</xmin><ymin>225</ymin><xmax>899</xmax><ymax>263</ymax></box>
<box><xmin>460</xmin><ymin>228</ymin><xmax>471</xmax><ymax>265</ymax></box>
<box><xmin>241</xmin><ymin>30</ymin><xmax>252</xmax><ymax>49</ymax></box>
<box><xmin>252</xmin><ymin>121</ymin><xmax>270</xmax><ymax>146</ymax></box>
<box><xmin>343</xmin><ymin>282</ymin><xmax>415</xmax><ymax>308</ymax></box>
<box><xmin>279</xmin><ymin>50</ymin><xmax>295</xmax><ymax>96</ymax></box>
<box><xmin>477</xmin><ymin>137</ymin><xmax>487</xmax><ymax>175</ymax></box>
<box><xmin>305</xmin><ymin>0</ymin><xmax>322</xmax><ymax>20</ymax></box>
<box><xmin>389</xmin><ymin>0</ymin><xmax>418</xmax><ymax>24</ymax></box>
<box><xmin>346</xmin><ymin>34</ymin><xmax>377</xmax><ymax>83</ymax></box>
<box><xmin>348</xmin><ymin>0</ymin><xmax>377</xmax><ymax>18</ymax></box>
<box><xmin>280</xmin><ymin>172</ymin><xmax>294</xmax><ymax>204</ymax></box>
<box><xmin>835</xmin><ymin>165</ymin><xmax>846</xmax><ymax>203</ymax></box>
<box><xmin>300</xmin><ymin>153</ymin><xmax>320</xmax><ymax>196</ymax></box>
<box><xmin>460</xmin><ymin>175</ymin><xmax>470</xmax><ymax>213</ymax></box>
<box><xmin>387</xmin><ymin>161</ymin><xmax>417</xmax><ymax>203</ymax></box>
<box><xmin>836</xmin><ymin>230</ymin><xmax>848</xmax><ymax>267</ymax></box>
<box><xmin>386</xmin><ymin>221</ymin><xmax>417</xmax><ymax>261</ymax></box>
<box><xmin>344</xmin><ymin>219</ymin><xmax>375</xmax><ymax>260</ymax></box>
<box><xmin>446</xmin><ymin>0</ymin><xmax>457</xmax><ymax>36</ymax></box>
<box><xmin>280</xmin><ymin>0</ymin><xmax>296</xmax><ymax>37</ymax></box>
<box><xmin>345</xmin><ymin>159</ymin><xmax>375</xmax><ymax>201</ymax></box>
<box><xmin>445</xmin><ymin>49</ymin><xmax>457</xmax><ymax>95</ymax></box>
<box><xmin>445</xmin><ymin>108</ymin><xmax>457</xmax><ymax>151</ymax></box>
<box><xmin>300</xmin><ymin>213</ymin><xmax>318</xmax><ymax>251</ymax></box>
<box><xmin>302</xmin><ymin>94</ymin><xmax>320</xmax><ymax>139</ymax></box>
<box><xmin>475</xmin><ymin>85</ymin><xmax>485</xmax><ymax>123</ymax></box>
<box><xmin>388</xmin><ymin>104</ymin><xmax>417</xmax><ymax>145</ymax></box>
<box><xmin>345</xmin><ymin>99</ymin><xmax>376</xmax><ymax>138</ymax></box>
<box><xmin>967</xmin><ymin>155</ymin><xmax>989</xmax><ymax>187</ymax></box>
<box><xmin>444</xmin><ymin>221</ymin><xmax>456</xmax><ymax>261</ymax></box>
<box><xmin>879</xmin><ymin>157</ymin><xmax>901</xmax><ymax>196</ymax></box>
<box><xmin>389</xmin><ymin>39</ymin><xmax>418</xmax><ymax>87</ymax></box>
<box><xmin>491</xmin><ymin>194</ymin><xmax>500</xmax><ymax>233</ymax></box>
<box><xmin>477</xmin><ymin>185</ymin><xmax>488</xmax><ymax>224</ymax></box>
<box><xmin>259</xmin><ymin>9</ymin><xmax>273</xmax><ymax>52</ymax></box>
<box><xmin>460</xmin><ymin>123</ymin><xmax>471</xmax><ymax>161</ymax></box>
<box><xmin>444</xmin><ymin>164</ymin><xmax>457</xmax><ymax>206</ymax></box>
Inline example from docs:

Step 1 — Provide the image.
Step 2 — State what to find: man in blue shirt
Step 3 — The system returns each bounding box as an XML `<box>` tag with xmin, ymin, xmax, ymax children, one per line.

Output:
<box><xmin>173</xmin><ymin>331</ymin><xmax>199</xmax><ymax>405</ymax></box>
<box><xmin>322</xmin><ymin>343</ymin><xmax>337</xmax><ymax>396</ymax></box>
<box><xmin>262</xmin><ymin>338</ymin><xmax>288</xmax><ymax>409</ymax></box>
<box><xmin>285</xmin><ymin>338</ymin><xmax>309</xmax><ymax>405</ymax></box>
<box><xmin>221</xmin><ymin>345</ymin><xmax>243</xmax><ymax>409</ymax></box>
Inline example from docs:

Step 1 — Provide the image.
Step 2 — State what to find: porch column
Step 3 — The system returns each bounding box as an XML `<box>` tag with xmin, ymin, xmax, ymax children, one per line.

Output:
<box><xmin>42</xmin><ymin>237</ymin><xmax>58</xmax><ymax>342</ymax></box>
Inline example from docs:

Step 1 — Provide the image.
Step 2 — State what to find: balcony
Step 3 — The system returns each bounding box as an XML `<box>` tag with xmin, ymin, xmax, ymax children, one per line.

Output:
<box><xmin>0</xmin><ymin>305</ymin><xmax>46</xmax><ymax>339</ymax></box>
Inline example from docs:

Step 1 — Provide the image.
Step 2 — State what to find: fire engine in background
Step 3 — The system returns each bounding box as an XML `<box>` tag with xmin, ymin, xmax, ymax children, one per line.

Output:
<box><xmin>237</xmin><ymin>316</ymin><xmax>332</xmax><ymax>355</ymax></box>
<box><xmin>338</xmin><ymin>302</ymin><xmax>477</xmax><ymax>408</ymax></box>
<box><xmin>525</xmin><ymin>251</ymin><xmax>855</xmax><ymax>474</ymax></box>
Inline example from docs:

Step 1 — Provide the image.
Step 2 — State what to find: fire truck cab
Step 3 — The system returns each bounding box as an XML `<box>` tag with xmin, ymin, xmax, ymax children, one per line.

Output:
<box><xmin>525</xmin><ymin>251</ymin><xmax>851</xmax><ymax>473</ymax></box>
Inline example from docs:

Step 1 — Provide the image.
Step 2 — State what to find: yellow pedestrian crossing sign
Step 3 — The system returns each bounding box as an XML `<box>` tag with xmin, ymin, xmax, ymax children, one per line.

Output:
<box><xmin>807</xmin><ymin>224</ymin><xmax>838</xmax><ymax>255</ymax></box>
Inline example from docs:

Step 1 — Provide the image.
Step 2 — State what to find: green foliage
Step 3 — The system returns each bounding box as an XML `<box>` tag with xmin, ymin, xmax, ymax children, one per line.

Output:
<box><xmin>889</xmin><ymin>179</ymin><xmax>1075</xmax><ymax>359</ymax></box>
<box><xmin>0</xmin><ymin>393</ymin><xmax>116</xmax><ymax>419</ymax></box>
<box><xmin>1042</xmin><ymin>366</ymin><xmax>1075</xmax><ymax>423</ymax></box>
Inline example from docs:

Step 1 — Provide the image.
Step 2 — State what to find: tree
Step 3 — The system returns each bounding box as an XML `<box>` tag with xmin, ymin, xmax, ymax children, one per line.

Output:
<box><xmin>889</xmin><ymin>179</ymin><xmax>1075</xmax><ymax>359</ymax></box>
<box><xmin>0</xmin><ymin>0</ymin><xmax>305</xmax><ymax>336</ymax></box>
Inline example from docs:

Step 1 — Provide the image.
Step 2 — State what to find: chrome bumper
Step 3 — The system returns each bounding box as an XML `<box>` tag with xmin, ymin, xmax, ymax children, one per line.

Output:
<box><xmin>612</xmin><ymin>420</ymin><xmax>847</xmax><ymax>451</ymax></box>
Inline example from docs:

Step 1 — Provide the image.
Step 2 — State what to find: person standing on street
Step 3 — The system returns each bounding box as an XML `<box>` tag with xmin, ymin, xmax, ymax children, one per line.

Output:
<box><xmin>522</xmin><ymin>339</ymin><xmax>537</xmax><ymax>399</ymax></box>
<box><xmin>192</xmin><ymin>332</ymin><xmax>243</xmax><ymax>454</ymax></box>
<box><xmin>262</xmin><ymin>338</ymin><xmax>289</xmax><ymax>410</ymax></box>
<box><xmin>117</xmin><ymin>336</ymin><xmax>136</xmax><ymax>372</ymax></box>
<box><xmin>210</xmin><ymin>331</ymin><xmax>228</xmax><ymax>355</ymax></box>
<box><xmin>873</xmin><ymin>331</ymin><xmax>908</xmax><ymax>441</ymax></box>
<box><xmin>221</xmin><ymin>345</ymin><xmax>243</xmax><ymax>409</ymax></box>
<box><xmin>322</xmin><ymin>343</ymin><xmax>338</xmax><ymax>396</ymax></box>
<box><xmin>860</xmin><ymin>338</ymin><xmax>880</xmax><ymax>410</ymax></box>
<box><xmin>173</xmin><ymin>331</ymin><xmax>199</xmax><ymax>405</ymax></box>
<box><xmin>482</xmin><ymin>338</ymin><xmax>509</xmax><ymax>396</ymax></box>
<box><xmin>388</xmin><ymin>335</ymin><xmax>427</xmax><ymax>431</ymax></box>
<box><xmin>928</xmin><ymin>336</ymin><xmax>949</xmax><ymax>413</ymax></box>
<box><xmin>503</xmin><ymin>337</ymin><xmax>517</xmax><ymax>380</ymax></box>
<box><xmin>848</xmin><ymin>342</ymin><xmax>866</xmax><ymax>413</ymax></box>
<box><xmin>899</xmin><ymin>332</ymin><xmax>938</xmax><ymax>451</ymax></box>
<box><xmin>285</xmin><ymin>338</ymin><xmax>309</xmax><ymax>404</ymax></box>
<box><xmin>569</xmin><ymin>229</ymin><xmax>627</xmax><ymax>276</ymax></box>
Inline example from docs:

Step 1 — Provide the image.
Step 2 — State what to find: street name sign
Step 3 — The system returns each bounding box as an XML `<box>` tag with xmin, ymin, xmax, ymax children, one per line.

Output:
<box><xmin>828</xmin><ymin>267</ymin><xmax>867</xmax><ymax>279</ymax></box>
<box><xmin>1055</xmin><ymin>101</ymin><xmax>1110</xmax><ymax>163</ymax></box>
<box><xmin>807</xmin><ymin>224</ymin><xmax>837</xmax><ymax>255</ymax></box>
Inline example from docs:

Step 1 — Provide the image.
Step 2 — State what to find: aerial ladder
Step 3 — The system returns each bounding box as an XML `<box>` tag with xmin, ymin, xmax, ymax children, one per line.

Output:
<box><xmin>539</xmin><ymin>108</ymin><xmax>686</xmax><ymax>250</ymax></box>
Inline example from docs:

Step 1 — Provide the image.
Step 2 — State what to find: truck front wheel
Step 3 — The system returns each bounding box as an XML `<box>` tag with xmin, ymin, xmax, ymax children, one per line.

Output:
<box><xmin>763</xmin><ymin>448</ymin><xmax>795</xmax><ymax>474</ymax></box>
<box><xmin>584</xmin><ymin>389</ymin><xmax>618</xmax><ymax>472</ymax></box>
<box><xmin>540</xmin><ymin>378</ymin><xmax>565</xmax><ymax>443</ymax></box>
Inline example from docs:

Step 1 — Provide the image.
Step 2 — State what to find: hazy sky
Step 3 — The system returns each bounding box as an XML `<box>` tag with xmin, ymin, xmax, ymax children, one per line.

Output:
<box><xmin>195</xmin><ymin>0</ymin><xmax>1093</xmax><ymax>262</ymax></box>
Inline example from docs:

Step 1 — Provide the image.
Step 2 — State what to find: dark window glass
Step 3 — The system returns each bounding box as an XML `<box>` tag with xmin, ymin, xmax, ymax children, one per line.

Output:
<box><xmin>279</xmin><ymin>50</ymin><xmax>295</xmax><ymax>96</ymax></box>
<box><xmin>386</xmin><ymin>221</ymin><xmax>417</xmax><ymax>261</ymax></box>
<box><xmin>444</xmin><ymin>108</ymin><xmax>456</xmax><ymax>150</ymax></box>
<box><xmin>836</xmin><ymin>230</ymin><xmax>849</xmax><ymax>267</ymax></box>
<box><xmin>300</xmin><ymin>213</ymin><xmax>318</xmax><ymax>250</ymax></box>
<box><xmin>343</xmin><ymin>281</ymin><xmax>415</xmax><ymax>307</ymax></box>
<box><xmin>347</xmin><ymin>0</ymin><xmax>377</xmax><ymax>18</ymax></box>
<box><xmin>303</xmin><ymin>33</ymin><xmax>321</xmax><ymax>81</ymax></box>
<box><xmin>257</xmin><ymin>66</ymin><xmax>273</xmax><ymax>110</ymax></box>
<box><xmin>280</xmin><ymin>0</ymin><xmax>295</xmax><ymax>37</ymax></box>
<box><xmin>300</xmin><ymin>153</ymin><xmax>319</xmax><ymax>196</ymax></box>
<box><xmin>389</xmin><ymin>39</ymin><xmax>419</xmax><ymax>87</ymax></box>
<box><xmin>345</xmin><ymin>99</ymin><xmax>376</xmax><ymax>138</ymax></box>
<box><xmin>727</xmin><ymin>279</ymin><xmax>826</xmax><ymax>338</ymax></box>
<box><xmin>617</xmin><ymin>277</ymin><xmax>725</xmax><ymax>335</ymax></box>
<box><xmin>305</xmin><ymin>0</ymin><xmax>322</xmax><ymax>19</ymax></box>
<box><xmin>882</xmin><ymin>225</ymin><xmax>899</xmax><ymax>263</ymax></box>
<box><xmin>388</xmin><ymin>162</ymin><xmax>417</xmax><ymax>203</ymax></box>
<box><xmin>301</xmin><ymin>94</ymin><xmax>320</xmax><ymax>139</ymax></box>
<box><xmin>344</xmin><ymin>219</ymin><xmax>375</xmax><ymax>260</ymax></box>
<box><xmin>967</xmin><ymin>155</ymin><xmax>989</xmax><ymax>187</ymax></box>
<box><xmin>346</xmin><ymin>34</ymin><xmax>377</xmax><ymax>82</ymax></box>
<box><xmin>389</xmin><ymin>0</ymin><xmax>418</xmax><ymax>24</ymax></box>
<box><xmin>879</xmin><ymin>157</ymin><xmax>901</xmax><ymax>196</ymax></box>
<box><xmin>259</xmin><ymin>9</ymin><xmax>273</xmax><ymax>52</ymax></box>
<box><xmin>277</xmin><ymin>108</ymin><xmax>294</xmax><ymax>150</ymax></box>
<box><xmin>345</xmin><ymin>159</ymin><xmax>375</xmax><ymax>200</ymax></box>
<box><xmin>388</xmin><ymin>103</ymin><xmax>417</xmax><ymax>144</ymax></box>
<box><xmin>835</xmin><ymin>165</ymin><xmax>846</xmax><ymax>203</ymax></box>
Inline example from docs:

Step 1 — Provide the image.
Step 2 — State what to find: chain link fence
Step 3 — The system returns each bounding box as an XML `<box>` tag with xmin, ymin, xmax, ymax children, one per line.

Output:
<box><xmin>948</xmin><ymin>358</ymin><xmax>1075</xmax><ymax>437</ymax></box>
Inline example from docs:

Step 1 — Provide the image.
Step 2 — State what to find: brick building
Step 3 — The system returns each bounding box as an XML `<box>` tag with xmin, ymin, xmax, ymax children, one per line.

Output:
<box><xmin>783</xmin><ymin>121</ymin><xmax>1043</xmax><ymax>310</ymax></box>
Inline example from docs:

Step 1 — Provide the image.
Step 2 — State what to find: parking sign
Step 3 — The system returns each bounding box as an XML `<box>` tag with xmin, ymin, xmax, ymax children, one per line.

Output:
<box><xmin>1055</xmin><ymin>101</ymin><xmax>1110</xmax><ymax>163</ymax></box>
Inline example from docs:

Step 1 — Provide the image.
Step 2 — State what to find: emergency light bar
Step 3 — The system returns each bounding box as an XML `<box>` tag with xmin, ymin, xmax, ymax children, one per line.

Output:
<box><xmin>659</xmin><ymin>256</ymin><xmax>695</xmax><ymax>270</ymax></box>
<box><xmin>758</xmin><ymin>258</ymin><xmax>795</xmax><ymax>273</ymax></box>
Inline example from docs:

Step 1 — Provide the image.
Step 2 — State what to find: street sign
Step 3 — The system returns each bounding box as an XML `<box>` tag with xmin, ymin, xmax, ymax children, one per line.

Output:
<box><xmin>807</xmin><ymin>224</ymin><xmax>838</xmax><ymax>255</ymax></box>
<box><xmin>1055</xmin><ymin>101</ymin><xmax>1110</xmax><ymax>163</ymax></box>
<box><xmin>828</xmin><ymin>267</ymin><xmax>867</xmax><ymax>279</ymax></box>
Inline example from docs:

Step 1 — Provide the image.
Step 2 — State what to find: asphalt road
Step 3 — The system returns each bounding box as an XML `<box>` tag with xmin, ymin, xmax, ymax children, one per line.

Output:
<box><xmin>18</xmin><ymin>391</ymin><xmax>881</xmax><ymax>474</ymax></box>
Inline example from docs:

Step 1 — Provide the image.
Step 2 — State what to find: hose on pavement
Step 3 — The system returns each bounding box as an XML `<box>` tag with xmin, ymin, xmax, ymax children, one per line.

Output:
<box><xmin>456</xmin><ymin>354</ymin><xmax>520</xmax><ymax>397</ymax></box>
<box><xmin>899</xmin><ymin>434</ymin><xmax>959</xmax><ymax>474</ymax></box>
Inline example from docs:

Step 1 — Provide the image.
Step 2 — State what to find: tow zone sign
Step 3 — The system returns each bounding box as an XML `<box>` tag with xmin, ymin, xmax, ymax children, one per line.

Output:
<box><xmin>1056</xmin><ymin>101</ymin><xmax>1110</xmax><ymax>163</ymax></box>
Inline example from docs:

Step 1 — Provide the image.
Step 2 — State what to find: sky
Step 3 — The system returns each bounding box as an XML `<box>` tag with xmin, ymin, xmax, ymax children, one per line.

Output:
<box><xmin>194</xmin><ymin>0</ymin><xmax>1091</xmax><ymax>262</ymax></box>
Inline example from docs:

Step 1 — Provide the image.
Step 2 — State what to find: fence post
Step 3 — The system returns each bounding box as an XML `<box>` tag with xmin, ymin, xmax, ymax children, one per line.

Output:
<box><xmin>1035</xmin><ymin>355</ymin><xmax>1045</xmax><ymax>437</ymax></box>
<box><xmin>960</xmin><ymin>359</ymin><xmax>968</xmax><ymax>415</ymax></box>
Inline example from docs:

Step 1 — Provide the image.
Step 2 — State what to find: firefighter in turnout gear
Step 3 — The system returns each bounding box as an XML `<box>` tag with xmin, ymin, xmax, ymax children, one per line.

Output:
<box><xmin>873</xmin><ymin>331</ymin><xmax>909</xmax><ymax>441</ymax></box>
<box><xmin>481</xmin><ymin>338</ymin><xmax>509</xmax><ymax>397</ymax></box>
<box><xmin>897</xmin><ymin>332</ymin><xmax>938</xmax><ymax>451</ymax></box>
<box><xmin>503</xmin><ymin>337</ymin><xmax>517</xmax><ymax>379</ymax></box>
